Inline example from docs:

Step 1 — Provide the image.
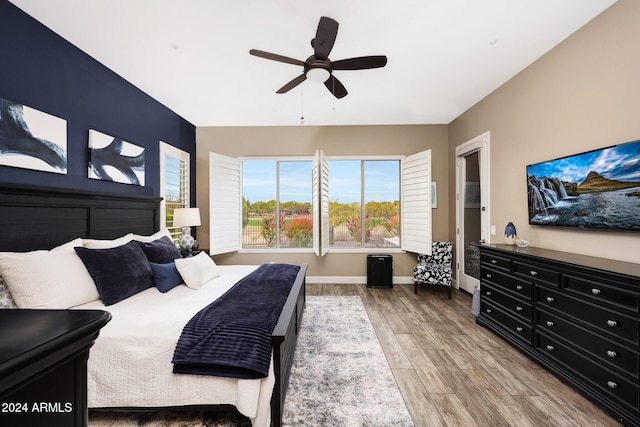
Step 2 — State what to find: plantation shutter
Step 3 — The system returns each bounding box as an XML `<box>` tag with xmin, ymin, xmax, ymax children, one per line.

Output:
<box><xmin>312</xmin><ymin>150</ymin><xmax>329</xmax><ymax>256</ymax></box>
<box><xmin>400</xmin><ymin>149</ymin><xmax>432</xmax><ymax>255</ymax></box>
<box><xmin>160</xmin><ymin>142</ymin><xmax>189</xmax><ymax>243</ymax></box>
<box><xmin>209</xmin><ymin>152</ymin><xmax>241</xmax><ymax>255</ymax></box>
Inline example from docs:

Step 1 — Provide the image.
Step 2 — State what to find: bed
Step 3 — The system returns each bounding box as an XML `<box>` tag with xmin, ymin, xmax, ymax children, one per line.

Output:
<box><xmin>0</xmin><ymin>183</ymin><xmax>307</xmax><ymax>427</ymax></box>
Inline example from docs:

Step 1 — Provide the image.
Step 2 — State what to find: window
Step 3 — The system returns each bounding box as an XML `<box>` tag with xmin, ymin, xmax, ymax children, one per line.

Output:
<box><xmin>160</xmin><ymin>142</ymin><xmax>190</xmax><ymax>243</ymax></box>
<box><xmin>328</xmin><ymin>159</ymin><xmax>400</xmax><ymax>249</ymax></box>
<box><xmin>242</xmin><ymin>159</ymin><xmax>313</xmax><ymax>250</ymax></box>
<box><xmin>209</xmin><ymin>149</ymin><xmax>431</xmax><ymax>256</ymax></box>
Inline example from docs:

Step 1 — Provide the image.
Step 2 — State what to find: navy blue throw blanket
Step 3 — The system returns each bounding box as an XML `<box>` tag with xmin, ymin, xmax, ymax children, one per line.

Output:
<box><xmin>172</xmin><ymin>263</ymin><xmax>300</xmax><ymax>379</ymax></box>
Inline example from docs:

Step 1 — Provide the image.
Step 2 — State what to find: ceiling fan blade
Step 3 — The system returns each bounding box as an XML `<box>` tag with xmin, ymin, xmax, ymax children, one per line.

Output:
<box><xmin>276</xmin><ymin>74</ymin><xmax>307</xmax><ymax>94</ymax></box>
<box><xmin>324</xmin><ymin>75</ymin><xmax>348</xmax><ymax>99</ymax></box>
<box><xmin>249</xmin><ymin>49</ymin><xmax>305</xmax><ymax>66</ymax></box>
<box><xmin>312</xmin><ymin>17</ymin><xmax>339</xmax><ymax>60</ymax></box>
<box><xmin>332</xmin><ymin>55</ymin><xmax>388</xmax><ymax>70</ymax></box>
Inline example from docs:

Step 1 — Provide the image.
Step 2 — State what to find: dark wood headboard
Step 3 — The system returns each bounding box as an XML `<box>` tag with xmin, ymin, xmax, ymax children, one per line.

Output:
<box><xmin>0</xmin><ymin>183</ymin><xmax>162</xmax><ymax>252</ymax></box>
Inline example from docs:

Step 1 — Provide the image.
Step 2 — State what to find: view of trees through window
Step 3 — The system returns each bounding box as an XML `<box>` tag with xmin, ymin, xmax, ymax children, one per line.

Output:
<box><xmin>241</xmin><ymin>158</ymin><xmax>400</xmax><ymax>250</ymax></box>
<box><xmin>329</xmin><ymin>160</ymin><xmax>400</xmax><ymax>249</ymax></box>
<box><xmin>242</xmin><ymin>160</ymin><xmax>313</xmax><ymax>249</ymax></box>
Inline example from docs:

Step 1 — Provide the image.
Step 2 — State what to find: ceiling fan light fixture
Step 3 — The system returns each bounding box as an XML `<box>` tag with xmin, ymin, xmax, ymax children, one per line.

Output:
<box><xmin>249</xmin><ymin>17</ymin><xmax>387</xmax><ymax>98</ymax></box>
<box><xmin>306</xmin><ymin>67</ymin><xmax>331</xmax><ymax>83</ymax></box>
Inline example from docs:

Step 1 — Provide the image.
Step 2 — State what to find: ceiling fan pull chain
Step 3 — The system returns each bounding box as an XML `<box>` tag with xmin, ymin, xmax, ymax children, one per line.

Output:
<box><xmin>300</xmin><ymin>84</ymin><xmax>305</xmax><ymax>125</ymax></box>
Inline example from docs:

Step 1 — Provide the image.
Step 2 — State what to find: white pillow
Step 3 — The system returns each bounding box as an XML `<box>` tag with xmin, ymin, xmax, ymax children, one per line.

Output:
<box><xmin>133</xmin><ymin>229</ymin><xmax>172</xmax><ymax>243</ymax></box>
<box><xmin>0</xmin><ymin>238</ymin><xmax>100</xmax><ymax>309</ymax></box>
<box><xmin>82</xmin><ymin>233</ymin><xmax>133</xmax><ymax>249</ymax></box>
<box><xmin>175</xmin><ymin>252</ymin><xmax>220</xmax><ymax>290</ymax></box>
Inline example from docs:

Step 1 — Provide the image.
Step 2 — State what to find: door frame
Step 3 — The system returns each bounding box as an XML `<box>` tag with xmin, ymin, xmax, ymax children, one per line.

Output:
<box><xmin>455</xmin><ymin>131</ymin><xmax>491</xmax><ymax>292</ymax></box>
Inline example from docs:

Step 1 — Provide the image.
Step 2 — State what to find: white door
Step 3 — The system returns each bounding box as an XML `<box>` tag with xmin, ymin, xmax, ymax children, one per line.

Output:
<box><xmin>455</xmin><ymin>132</ymin><xmax>490</xmax><ymax>294</ymax></box>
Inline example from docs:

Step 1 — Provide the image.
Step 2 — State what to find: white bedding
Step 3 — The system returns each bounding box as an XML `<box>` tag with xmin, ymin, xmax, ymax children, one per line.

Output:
<box><xmin>73</xmin><ymin>264</ymin><xmax>274</xmax><ymax>427</ymax></box>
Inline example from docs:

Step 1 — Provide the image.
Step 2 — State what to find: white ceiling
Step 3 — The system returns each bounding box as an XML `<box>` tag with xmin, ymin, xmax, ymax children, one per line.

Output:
<box><xmin>10</xmin><ymin>0</ymin><xmax>616</xmax><ymax>127</ymax></box>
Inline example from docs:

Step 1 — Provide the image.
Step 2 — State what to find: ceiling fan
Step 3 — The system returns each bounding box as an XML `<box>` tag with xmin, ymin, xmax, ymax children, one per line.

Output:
<box><xmin>249</xmin><ymin>16</ymin><xmax>387</xmax><ymax>99</ymax></box>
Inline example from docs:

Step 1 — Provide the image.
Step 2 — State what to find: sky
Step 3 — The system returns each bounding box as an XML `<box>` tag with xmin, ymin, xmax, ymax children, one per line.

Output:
<box><xmin>527</xmin><ymin>139</ymin><xmax>640</xmax><ymax>184</ymax></box>
<box><xmin>242</xmin><ymin>159</ymin><xmax>400</xmax><ymax>204</ymax></box>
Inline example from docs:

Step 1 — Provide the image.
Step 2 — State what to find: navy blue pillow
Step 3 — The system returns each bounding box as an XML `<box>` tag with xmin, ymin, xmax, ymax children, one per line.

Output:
<box><xmin>137</xmin><ymin>236</ymin><xmax>182</xmax><ymax>264</ymax></box>
<box><xmin>74</xmin><ymin>240</ymin><xmax>155</xmax><ymax>306</ymax></box>
<box><xmin>150</xmin><ymin>262</ymin><xmax>183</xmax><ymax>293</ymax></box>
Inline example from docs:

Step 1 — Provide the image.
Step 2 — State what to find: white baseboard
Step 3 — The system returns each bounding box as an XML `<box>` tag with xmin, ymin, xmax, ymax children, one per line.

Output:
<box><xmin>306</xmin><ymin>277</ymin><xmax>460</xmax><ymax>288</ymax></box>
<box><xmin>306</xmin><ymin>276</ymin><xmax>414</xmax><ymax>284</ymax></box>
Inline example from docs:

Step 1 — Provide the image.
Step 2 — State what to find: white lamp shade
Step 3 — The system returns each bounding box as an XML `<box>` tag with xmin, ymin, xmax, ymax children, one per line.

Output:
<box><xmin>173</xmin><ymin>208</ymin><xmax>201</xmax><ymax>227</ymax></box>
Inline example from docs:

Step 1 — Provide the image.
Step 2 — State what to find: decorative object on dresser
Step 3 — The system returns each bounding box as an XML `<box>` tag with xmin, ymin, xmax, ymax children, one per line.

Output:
<box><xmin>0</xmin><ymin>309</ymin><xmax>111</xmax><ymax>427</ymax></box>
<box><xmin>413</xmin><ymin>241</ymin><xmax>453</xmax><ymax>297</ymax></box>
<box><xmin>173</xmin><ymin>207</ymin><xmax>201</xmax><ymax>256</ymax></box>
<box><xmin>504</xmin><ymin>221</ymin><xmax>517</xmax><ymax>245</ymax></box>
<box><xmin>477</xmin><ymin>244</ymin><xmax>640</xmax><ymax>426</ymax></box>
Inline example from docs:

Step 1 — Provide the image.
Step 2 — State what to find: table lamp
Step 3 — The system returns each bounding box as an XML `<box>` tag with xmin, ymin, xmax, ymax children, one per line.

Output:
<box><xmin>173</xmin><ymin>207</ymin><xmax>201</xmax><ymax>255</ymax></box>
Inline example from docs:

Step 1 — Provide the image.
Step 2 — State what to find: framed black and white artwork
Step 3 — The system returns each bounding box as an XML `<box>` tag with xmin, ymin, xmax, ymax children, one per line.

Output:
<box><xmin>88</xmin><ymin>129</ymin><xmax>145</xmax><ymax>186</ymax></box>
<box><xmin>0</xmin><ymin>97</ymin><xmax>67</xmax><ymax>174</ymax></box>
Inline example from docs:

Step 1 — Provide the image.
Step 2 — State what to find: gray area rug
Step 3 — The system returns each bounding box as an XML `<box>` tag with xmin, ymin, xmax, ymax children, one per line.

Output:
<box><xmin>89</xmin><ymin>296</ymin><xmax>414</xmax><ymax>426</ymax></box>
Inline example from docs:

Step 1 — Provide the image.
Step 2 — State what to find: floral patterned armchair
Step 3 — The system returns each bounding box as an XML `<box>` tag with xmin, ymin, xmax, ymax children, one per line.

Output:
<box><xmin>413</xmin><ymin>241</ymin><xmax>453</xmax><ymax>298</ymax></box>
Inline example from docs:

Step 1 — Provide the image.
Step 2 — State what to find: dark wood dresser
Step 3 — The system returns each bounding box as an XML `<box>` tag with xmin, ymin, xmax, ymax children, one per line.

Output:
<box><xmin>477</xmin><ymin>244</ymin><xmax>640</xmax><ymax>426</ymax></box>
<box><xmin>0</xmin><ymin>309</ymin><xmax>111</xmax><ymax>427</ymax></box>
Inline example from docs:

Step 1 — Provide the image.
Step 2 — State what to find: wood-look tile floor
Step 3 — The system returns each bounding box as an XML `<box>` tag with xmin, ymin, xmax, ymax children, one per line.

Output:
<box><xmin>307</xmin><ymin>283</ymin><xmax>624</xmax><ymax>427</ymax></box>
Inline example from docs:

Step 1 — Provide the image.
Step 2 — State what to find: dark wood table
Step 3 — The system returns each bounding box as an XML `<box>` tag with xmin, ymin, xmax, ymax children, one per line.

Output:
<box><xmin>0</xmin><ymin>309</ymin><xmax>111</xmax><ymax>427</ymax></box>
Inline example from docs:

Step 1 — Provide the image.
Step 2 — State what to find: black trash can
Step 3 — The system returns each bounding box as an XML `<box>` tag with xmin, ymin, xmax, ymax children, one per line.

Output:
<box><xmin>366</xmin><ymin>254</ymin><xmax>393</xmax><ymax>288</ymax></box>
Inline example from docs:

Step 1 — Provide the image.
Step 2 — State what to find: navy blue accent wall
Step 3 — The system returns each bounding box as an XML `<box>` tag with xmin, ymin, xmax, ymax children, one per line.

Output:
<box><xmin>0</xmin><ymin>1</ymin><xmax>196</xmax><ymax>200</ymax></box>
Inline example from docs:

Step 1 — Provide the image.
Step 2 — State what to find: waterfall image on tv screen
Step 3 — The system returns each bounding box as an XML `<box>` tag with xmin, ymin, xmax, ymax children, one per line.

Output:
<box><xmin>527</xmin><ymin>139</ymin><xmax>640</xmax><ymax>231</ymax></box>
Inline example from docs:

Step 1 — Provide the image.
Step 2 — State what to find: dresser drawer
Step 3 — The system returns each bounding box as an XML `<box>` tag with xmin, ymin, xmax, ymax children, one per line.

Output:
<box><xmin>564</xmin><ymin>273</ymin><xmax>640</xmax><ymax>315</ymax></box>
<box><xmin>483</xmin><ymin>283</ymin><xmax>532</xmax><ymax>323</ymax></box>
<box><xmin>537</xmin><ymin>287</ymin><xmax>640</xmax><ymax>346</ymax></box>
<box><xmin>537</xmin><ymin>309</ymin><xmax>640</xmax><ymax>380</ymax></box>
<box><xmin>513</xmin><ymin>260</ymin><xmax>560</xmax><ymax>287</ymax></box>
<box><xmin>537</xmin><ymin>332</ymin><xmax>640</xmax><ymax>412</ymax></box>
<box><xmin>481</xmin><ymin>301</ymin><xmax>533</xmax><ymax>345</ymax></box>
<box><xmin>480</xmin><ymin>252</ymin><xmax>511</xmax><ymax>272</ymax></box>
<box><xmin>481</xmin><ymin>267</ymin><xmax>533</xmax><ymax>300</ymax></box>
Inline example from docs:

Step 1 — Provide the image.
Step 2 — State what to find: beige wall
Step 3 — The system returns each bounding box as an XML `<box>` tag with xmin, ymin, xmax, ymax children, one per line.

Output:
<box><xmin>448</xmin><ymin>0</ymin><xmax>640</xmax><ymax>263</ymax></box>
<box><xmin>196</xmin><ymin>125</ymin><xmax>449</xmax><ymax>278</ymax></box>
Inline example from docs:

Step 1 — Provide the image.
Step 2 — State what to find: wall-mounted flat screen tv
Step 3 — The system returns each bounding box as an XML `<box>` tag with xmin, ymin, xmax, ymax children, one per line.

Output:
<box><xmin>527</xmin><ymin>139</ymin><xmax>640</xmax><ymax>231</ymax></box>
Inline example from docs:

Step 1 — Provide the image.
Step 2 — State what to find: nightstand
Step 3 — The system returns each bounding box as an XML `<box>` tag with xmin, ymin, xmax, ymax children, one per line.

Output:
<box><xmin>0</xmin><ymin>309</ymin><xmax>111</xmax><ymax>427</ymax></box>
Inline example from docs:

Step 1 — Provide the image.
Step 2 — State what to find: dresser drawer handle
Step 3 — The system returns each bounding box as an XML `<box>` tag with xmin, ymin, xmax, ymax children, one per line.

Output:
<box><xmin>491</xmin><ymin>259</ymin><xmax>498</xmax><ymax>264</ymax></box>
<box><xmin>607</xmin><ymin>381</ymin><xmax>618</xmax><ymax>389</ymax></box>
<box><xmin>516</xmin><ymin>326</ymin><xmax>523</xmax><ymax>332</ymax></box>
<box><xmin>516</xmin><ymin>306</ymin><xmax>523</xmax><ymax>311</ymax></box>
<box><xmin>546</xmin><ymin>296</ymin><xmax>555</xmax><ymax>303</ymax></box>
<box><xmin>486</xmin><ymin>291</ymin><xmax>492</xmax><ymax>296</ymax></box>
<box><xmin>516</xmin><ymin>285</ymin><xmax>523</xmax><ymax>291</ymax></box>
<box><xmin>607</xmin><ymin>350</ymin><xmax>618</xmax><ymax>358</ymax></box>
<box><xmin>546</xmin><ymin>321</ymin><xmax>555</xmax><ymax>327</ymax></box>
<box><xmin>486</xmin><ymin>308</ymin><xmax>492</xmax><ymax>313</ymax></box>
<box><xmin>486</xmin><ymin>273</ymin><xmax>492</xmax><ymax>279</ymax></box>
<box><xmin>591</xmin><ymin>288</ymin><xmax>602</xmax><ymax>295</ymax></box>
<box><xmin>607</xmin><ymin>320</ymin><xmax>618</xmax><ymax>327</ymax></box>
<box><xmin>546</xmin><ymin>345</ymin><xmax>555</xmax><ymax>351</ymax></box>
<box><xmin>530</xmin><ymin>271</ymin><xmax>538</xmax><ymax>277</ymax></box>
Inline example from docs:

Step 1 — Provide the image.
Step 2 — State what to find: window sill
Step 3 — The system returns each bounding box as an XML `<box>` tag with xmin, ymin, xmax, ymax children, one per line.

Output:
<box><xmin>327</xmin><ymin>248</ymin><xmax>405</xmax><ymax>254</ymax></box>
<box><xmin>239</xmin><ymin>248</ymin><xmax>316</xmax><ymax>254</ymax></box>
